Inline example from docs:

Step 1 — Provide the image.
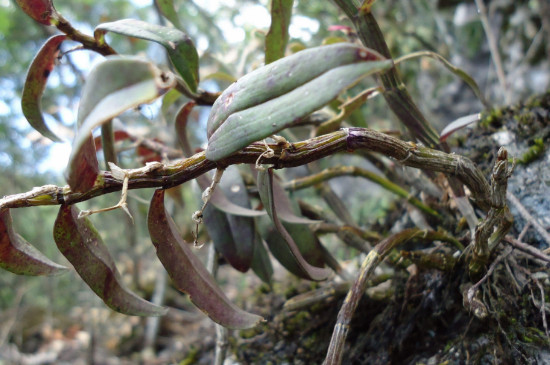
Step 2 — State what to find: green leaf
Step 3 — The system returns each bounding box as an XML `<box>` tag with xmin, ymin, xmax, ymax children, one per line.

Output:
<box><xmin>54</xmin><ymin>205</ymin><xmax>167</xmax><ymax>316</ymax></box>
<box><xmin>257</xmin><ymin>168</ymin><xmax>330</xmax><ymax>281</ymax></box>
<box><xmin>95</xmin><ymin>19</ymin><xmax>199</xmax><ymax>91</ymax></box>
<box><xmin>265</xmin><ymin>0</ymin><xmax>294</xmax><ymax>64</ymax></box>
<box><xmin>206</xmin><ymin>59</ymin><xmax>393</xmax><ymax>161</ymax></box>
<box><xmin>21</xmin><ymin>35</ymin><xmax>66</xmax><ymax>142</ymax></box>
<box><xmin>204</xmin><ymin>166</ymin><xmax>256</xmax><ymax>272</ymax></box>
<box><xmin>148</xmin><ymin>189</ymin><xmax>264</xmax><ymax>329</ymax></box>
<box><xmin>154</xmin><ymin>0</ymin><xmax>185</xmax><ymax>30</ymax></box>
<box><xmin>251</xmin><ymin>235</ymin><xmax>273</xmax><ymax>285</ymax></box>
<box><xmin>66</xmin><ymin>56</ymin><xmax>174</xmax><ymax>192</ymax></box>
<box><xmin>0</xmin><ymin>209</ymin><xmax>68</xmax><ymax>276</ymax></box>
<box><xmin>15</xmin><ymin>0</ymin><xmax>57</xmax><ymax>25</ymax></box>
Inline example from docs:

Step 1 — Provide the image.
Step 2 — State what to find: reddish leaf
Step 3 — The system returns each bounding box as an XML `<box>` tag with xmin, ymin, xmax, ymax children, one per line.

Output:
<box><xmin>136</xmin><ymin>143</ymin><xmax>162</xmax><ymax>163</ymax></box>
<box><xmin>65</xmin><ymin>134</ymin><xmax>99</xmax><ymax>193</ymax></box>
<box><xmin>21</xmin><ymin>35</ymin><xmax>66</xmax><ymax>142</ymax></box>
<box><xmin>54</xmin><ymin>205</ymin><xmax>167</xmax><ymax>316</ymax></box>
<box><xmin>15</xmin><ymin>0</ymin><xmax>57</xmax><ymax>25</ymax></box>
<box><xmin>174</xmin><ymin>101</ymin><xmax>197</xmax><ymax>157</ymax></box>
<box><xmin>94</xmin><ymin>130</ymin><xmax>132</xmax><ymax>151</ymax></box>
<box><xmin>0</xmin><ymin>209</ymin><xmax>68</xmax><ymax>276</ymax></box>
<box><xmin>256</xmin><ymin>168</ymin><xmax>330</xmax><ymax>281</ymax></box>
<box><xmin>148</xmin><ymin>189</ymin><xmax>264</xmax><ymax>329</ymax></box>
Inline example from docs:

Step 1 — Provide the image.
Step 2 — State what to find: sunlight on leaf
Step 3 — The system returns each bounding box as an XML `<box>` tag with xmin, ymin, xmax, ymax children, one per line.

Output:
<box><xmin>95</xmin><ymin>19</ymin><xmax>199</xmax><ymax>91</ymax></box>
<box><xmin>66</xmin><ymin>57</ymin><xmax>174</xmax><ymax>192</ymax></box>
<box><xmin>15</xmin><ymin>0</ymin><xmax>57</xmax><ymax>25</ymax></box>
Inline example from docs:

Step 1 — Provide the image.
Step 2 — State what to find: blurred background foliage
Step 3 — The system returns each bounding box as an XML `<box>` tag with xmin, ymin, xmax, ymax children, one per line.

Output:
<box><xmin>0</xmin><ymin>0</ymin><xmax>548</xmax><ymax>361</ymax></box>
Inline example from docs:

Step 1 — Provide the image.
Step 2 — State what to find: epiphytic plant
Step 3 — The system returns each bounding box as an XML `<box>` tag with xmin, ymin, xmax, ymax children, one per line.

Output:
<box><xmin>4</xmin><ymin>0</ymin><xmax>547</xmax><ymax>363</ymax></box>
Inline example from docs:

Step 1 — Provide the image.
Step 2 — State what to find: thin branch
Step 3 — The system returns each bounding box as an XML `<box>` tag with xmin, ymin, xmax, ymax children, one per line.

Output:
<box><xmin>505</xmin><ymin>236</ymin><xmax>550</xmax><ymax>264</ymax></box>
<box><xmin>507</xmin><ymin>191</ymin><xmax>550</xmax><ymax>248</ymax></box>
<box><xmin>0</xmin><ymin>128</ymin><xmax>491</xmax><ymax>211</ymax></box>
<box><xmin>473</xmin><ymin>0</ymin><xmax>509</xmax><ymax>103</ymax></box>
<box><xmin>284</xmin><ymin>165</ymin><xmax>439</xmax><ymax>217</ymax></box>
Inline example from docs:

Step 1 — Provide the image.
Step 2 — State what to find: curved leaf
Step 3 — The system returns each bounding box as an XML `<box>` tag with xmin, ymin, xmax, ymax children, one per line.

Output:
<box><xmin>197</xmin><ymin>175</ymin><xmax>265</xmax><ymax>217</ymax></box>
<box><xmin>251</xmin><ymin>235</ymin><xmax>273</xmax><ymax>285</ymax></box>
<box><xmin>257</xmin><ymin>168</ymin><xmax>330</xmax><ymax>281</ymax></box>
<box><xmin>203</xmin><ymin>166</ymin><xmax>255</xmax><ymax>272</ymax></box>
<box><xmin>440</xmin><ymin>113</ymin><xmax>480</xmax><ymax>142</ymax></box>
<box><xmin>21</xmin><ymin>35</ymin><xmax>66</xmax><ymax>142</ymax></box>
<box><xmin>54</xmin><ymin>205</ymin><xmax>167</xmax><ymax>317</ymax></box>
<box><xmin>95</xmin><ymin>19</ymin><xmax>199</xmax><ymax>91</ymax></box>
<box><xmin>0</xmin><ymin>209</ymin><xmax>68</xmax><ymax>276</ymax></box>
<box><xmin>148</xmin><ymin>189</ymin><xmax>264</xmax><ymax>329</ymax></box>
<box><xmin>15</xmin><ymin>0</ymin><xmax>57</xmax><ymax>25</ymax></box>
<box><xmin>65</xmin><ymin>134</ymin><xmax>99</xmax><ymax>193</ymax></box>
<box><xmin>67</xmin><ymin>56</ymin><xmax>174</xmax><ymax>192</ymax></box>
<box><xmin>155</xmin><ymin>0</ymin><xmax>185</xmax><ymax>30</ymax></box>
<box><xmin>174</xmin><ymin>100</ymin><xmax>197</xmax><ymax>157</ymax></box>
<box><xmin>270</xmin><ymin>173</ymin><xmax>320</xmax><ymax>224</ymax></box>
<box><xmin>265</xmin><ymin>0</ymin><xmax>294</xmax><ymax>64</ymax></box>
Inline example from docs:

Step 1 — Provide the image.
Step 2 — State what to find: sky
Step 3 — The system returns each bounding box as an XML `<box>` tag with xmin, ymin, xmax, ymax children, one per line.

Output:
<box><xmin>37</xmin><ymin>0</ymin><xmax>320</xmax><ymax>173</ymax></box>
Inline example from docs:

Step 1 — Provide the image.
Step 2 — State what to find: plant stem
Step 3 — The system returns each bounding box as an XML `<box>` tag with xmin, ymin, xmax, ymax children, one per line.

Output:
<box><xmin>0</xmin><ymin>128</ymin><xmax>491</xmax><ymax>211</ymax></box>
<box><xmin>284</xmin><ymin>165</ymin><xmax>440</xmax><ymax>217</ymax></box>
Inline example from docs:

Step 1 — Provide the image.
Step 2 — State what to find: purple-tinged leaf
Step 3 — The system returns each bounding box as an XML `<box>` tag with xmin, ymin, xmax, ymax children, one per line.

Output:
<box><xmin>265</xmin><ymin>0</ymin><xmax>293</xmax><ymax>64</ymax></box>
<box><xmin>0</xmin><ymin>209</ymin><xmax>68</xmax><ymax>276</ymax></box>
<box><xmin>54</xmin><ymin>205</ymin><xmax>167</xmax><ymax>317</ymax></box>
<box><xmin>257</xmin><ymin>168</ymin><xmax>330</xmax><ymax>281</ymax></box>
<box><xmin>174</xmin><ymin>101</ymin><xmax>197</xmax><ymax>157</ymax></box>
<box><xmin>148</xmin><ymin>189</ymin><xmax>264</xmax><ymax>329</ymax></box>
<box><xmin>15</xmin><ymin>0</ymin><xmax>58</xmax><ymax>25</ymax></box>
<box><xmin>440</xmin><ymin>113</ymin><xmax>480</xmax><ymax>142</ymax></box>
<box><xmin>21</xmin><ymin>35</ymin><xmax>65</xmax><ymax>142</ymax></box>
<box><xmin>95</xmin><ymin>19</ymin><xmax>199</xmax><ymax>91</ymax></box>
<box><xmin>65</xmin><ymin>134</ymin><xmax>99</xmax><ymax>193</ymax></box>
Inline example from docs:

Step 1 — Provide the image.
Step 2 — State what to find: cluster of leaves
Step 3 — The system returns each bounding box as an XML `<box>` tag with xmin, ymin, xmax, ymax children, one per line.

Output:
<box><xmin>4</xmin><ymin>0</ymin><xmax>545</xmax><ymax>363</ymax></box>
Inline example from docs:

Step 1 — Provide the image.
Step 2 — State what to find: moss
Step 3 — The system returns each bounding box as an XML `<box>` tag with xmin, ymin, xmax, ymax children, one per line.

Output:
<box><xmin>284</xmin><ymin>310</ymin><xmax>311</xmax><ymax>332</ymax></box>
<box><xmin>179</xmin><ymin>346</ymin><xmax>199</xmax><ymax>365</ymax></box>
<box><xmin>519</xmin><ymin>138</ymin><xmax>545</xmax><ymax>164</ymax></box>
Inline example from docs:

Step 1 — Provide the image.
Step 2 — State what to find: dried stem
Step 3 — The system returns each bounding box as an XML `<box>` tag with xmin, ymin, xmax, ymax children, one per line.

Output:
<box><xmin>324</xmin><ymin>228</ymin><xmax>424</xmax><ymax>364</ymax></box>
<box><xmin>0</xmin><ymin>128</ymin><xmax>492</xmax><ymax>212</ymax></box>
<box><xmin>469</xmin><ymin>148</ymin><xmax>514</xmax><ymax>278</ymax></box>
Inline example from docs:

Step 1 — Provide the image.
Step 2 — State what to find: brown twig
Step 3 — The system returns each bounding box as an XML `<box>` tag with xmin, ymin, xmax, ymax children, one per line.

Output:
<box><xmin>0</xmin><ymin>128</ymin><xmax>492</xmax><ymax>211</ymax></box>
<box><xmin>505</xmin><ymin>236</ymin><xmax>550</xmax><ymax>264</ymax></box>
<box><xmin>507</xmin><ymin>191</ymin><xmax>550</xmax><ymax>248</ymax></box>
